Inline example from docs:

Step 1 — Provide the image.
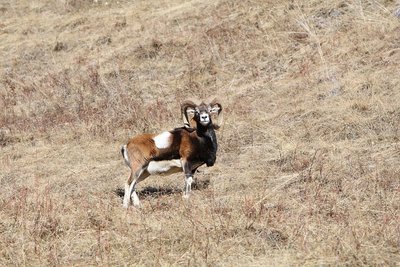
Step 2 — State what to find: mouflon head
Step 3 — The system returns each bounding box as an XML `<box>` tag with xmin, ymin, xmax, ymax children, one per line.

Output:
<box><xmin>181</xmin><ymin>99</ymin><xmax>222</xmax><ymax>130</ymax></box>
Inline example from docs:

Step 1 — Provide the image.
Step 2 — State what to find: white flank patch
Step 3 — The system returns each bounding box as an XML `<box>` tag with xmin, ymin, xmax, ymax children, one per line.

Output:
<box><xmin>147</xmin><ymin>160</ymin><xmax>182</xmax><ymax>175</ymax></box>
<box><xmin>153</xmin><ymin>131</ymin><xmax>172</xmax><ymax>149</ymax></box>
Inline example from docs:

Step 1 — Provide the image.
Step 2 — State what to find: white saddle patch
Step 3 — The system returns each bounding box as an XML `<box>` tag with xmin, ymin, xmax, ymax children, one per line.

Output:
<box><xmin>153</xmin><ymin>132</ymin><xmax>172</xmax><ymax>149</ymax></box>
<box><xmin>147</xmin><ymin>160</ymin><xmax>182</xmax><ymax>175</ymax></box>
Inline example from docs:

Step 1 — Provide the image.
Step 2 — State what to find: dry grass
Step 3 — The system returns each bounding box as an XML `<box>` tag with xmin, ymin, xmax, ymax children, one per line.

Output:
<box><xmin>1</xmin><ymin>0</ymin><xmax>400</xmax><ymax>266</ymax></box>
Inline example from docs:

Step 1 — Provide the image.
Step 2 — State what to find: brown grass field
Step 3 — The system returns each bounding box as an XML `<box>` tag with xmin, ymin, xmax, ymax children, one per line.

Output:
<box><xmin>1</xmin><ymin>0</ymin><xmax>400</xmax><ymax>266</ymax></box>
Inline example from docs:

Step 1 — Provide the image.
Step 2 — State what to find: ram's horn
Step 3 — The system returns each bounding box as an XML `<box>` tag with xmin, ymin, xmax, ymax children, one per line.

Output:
<box><xmin>181</xmin><ymin>100</ymin><xmax>197</xmax><ymax>129</ymax></box>
<box><xmin>209</xmin><ymin>99</ymin><xmax>223</xmax><ymax>130</ymax></box>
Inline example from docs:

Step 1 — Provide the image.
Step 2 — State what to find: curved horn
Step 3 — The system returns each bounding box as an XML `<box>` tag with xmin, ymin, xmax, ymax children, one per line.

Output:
<box><xmin>209</xmin><ymin>99</ymin><xmax>223</xmax><ymax>130</ymax></box>
<box><xmin>181</xmin><ymin>100</ymin><xmax>197</xmax><ymax>129</ymax></box>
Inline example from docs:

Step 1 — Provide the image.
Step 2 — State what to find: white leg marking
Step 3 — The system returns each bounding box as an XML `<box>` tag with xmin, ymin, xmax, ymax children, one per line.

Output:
<box><xmin>153</xmin><ymin>132</ymin><xmax>172</xmax><ymax>149</ymax></box>
<box><xmin>123</xmin><ymin>183</ymin><xmax>130</xmax><ymax>209</ymax></box>
<box><xmin>131</xmin><ymin>191</ymin><xmax>140</xmax><ymax>207</ymax></box>
<box><xmin>183</xmin><ymin>176</ymin><xmax>193</xmax><ymax>198</ymax></box>
<box><xmin>124</xmin><ymin>167</ymin><xmax>147</xmax><ymax>208</ymax></box>
<box><xmin>126</xmin><ymin>179</ymin><xmax>137</xmax><ymax>207</ymax></box>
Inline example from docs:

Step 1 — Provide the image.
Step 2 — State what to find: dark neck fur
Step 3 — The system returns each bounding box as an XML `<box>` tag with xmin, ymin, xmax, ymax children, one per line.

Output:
<box><xmin>196</xmin><ymin>123</ymin><xmax>218</xmax><ymax>166</ymax></box>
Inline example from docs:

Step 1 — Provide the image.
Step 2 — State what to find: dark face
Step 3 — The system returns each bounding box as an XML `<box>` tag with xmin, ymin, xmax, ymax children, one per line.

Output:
<box><xmin>195</xmin><ymin>104</ymin><xmax>211</xmax><ymax>127</ymax></box>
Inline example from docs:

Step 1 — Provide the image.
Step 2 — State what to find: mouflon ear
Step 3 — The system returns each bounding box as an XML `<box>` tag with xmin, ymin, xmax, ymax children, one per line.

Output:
<box><xmin>181</xmin><ymin>100</ymin><xmax>197</xmax><ymax>129</ymax></box>
<box><xmin>209</xmin><ymin>99</ymin><xmax>223</xmax><ymax>130</ymax></box>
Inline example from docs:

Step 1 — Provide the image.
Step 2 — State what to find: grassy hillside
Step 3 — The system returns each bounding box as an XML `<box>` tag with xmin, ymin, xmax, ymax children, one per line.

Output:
<box><xmin>1</xmin><ymin>0</ymin><xmax>399</xmax><ymax>265</ymax></box>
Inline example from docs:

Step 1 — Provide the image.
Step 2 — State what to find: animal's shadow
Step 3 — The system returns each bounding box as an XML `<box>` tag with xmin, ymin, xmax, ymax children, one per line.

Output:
<box><xmin>114</xmin><ymin>179</ymin><xmax>210</xmax><ymax>199</ymax></box>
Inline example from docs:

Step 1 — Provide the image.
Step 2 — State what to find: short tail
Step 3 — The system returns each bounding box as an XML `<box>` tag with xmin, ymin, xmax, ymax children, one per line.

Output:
<box><xmin>121</xmin><ymin>144</ymin><xmax>131</xmax><ymax>168</ymax></box>
<box><xmin>120</xmin><ymin>145</ymin><xmax>125</xmax><ymax>157</ymax></box>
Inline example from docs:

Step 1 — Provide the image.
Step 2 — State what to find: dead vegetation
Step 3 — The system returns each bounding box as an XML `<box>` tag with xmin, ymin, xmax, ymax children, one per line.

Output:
<box><xmin>1</xmin><ymin>0</ymin><xmax>399</xmax><ymax>266</ymax></box>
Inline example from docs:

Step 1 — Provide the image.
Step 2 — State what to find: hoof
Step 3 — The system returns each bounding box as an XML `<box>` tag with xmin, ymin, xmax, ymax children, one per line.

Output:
<box><xmin>132</xmin><ymin>192</ymin><xmax>140</xmax><ymax>207</ymax></box>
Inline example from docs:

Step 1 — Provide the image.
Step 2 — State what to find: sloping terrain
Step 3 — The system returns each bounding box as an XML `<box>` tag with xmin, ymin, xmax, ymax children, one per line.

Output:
<box><xmin>1</xmin><ymin>0</ymin><xmax>399</xmax><ymax>265</ymax></box>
